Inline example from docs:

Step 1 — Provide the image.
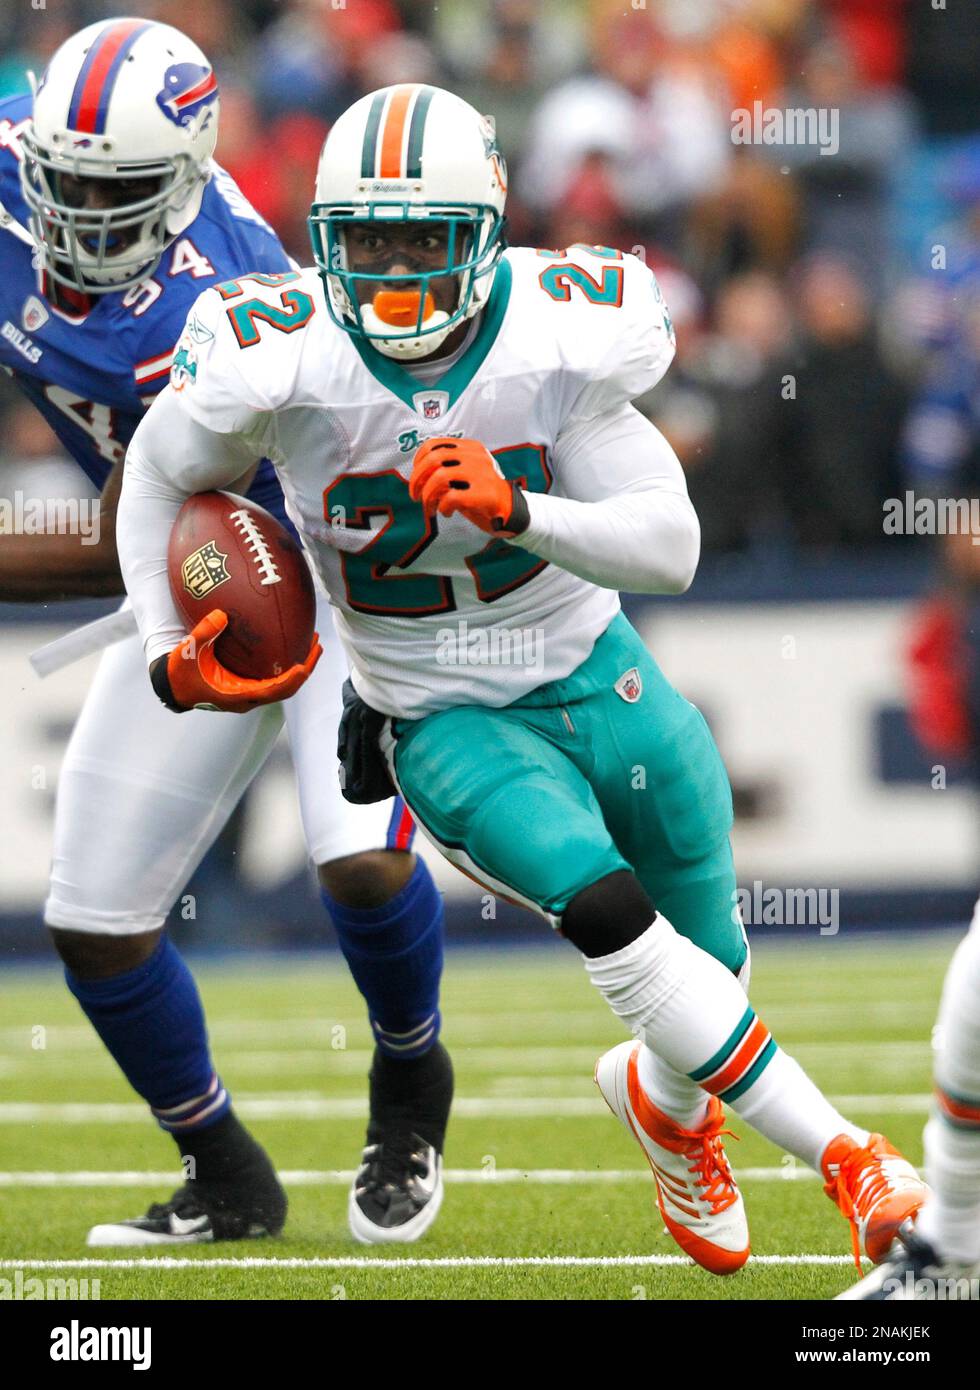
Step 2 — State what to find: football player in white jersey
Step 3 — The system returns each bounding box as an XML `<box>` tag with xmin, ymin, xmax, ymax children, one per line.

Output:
<box><xmin>840</xmin><ymin>902</ymin><xmax>980</xmax><ymax>1299</ymax></box>
<box><xmin>2</xmin><ymin>26</ymin><xmax>453</xmax><ymax>1250</ymax></box>
<box><xmin>118</xmin><ymin>83</ymin><xmax>929</xmax><ymax>1273</ymax></box>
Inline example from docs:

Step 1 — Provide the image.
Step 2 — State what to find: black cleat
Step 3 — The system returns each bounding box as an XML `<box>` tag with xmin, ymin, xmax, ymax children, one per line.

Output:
<box><xmin>836</xmin><ymin>1220</ymin><xmax>980</xmax><ymax>1300</ymax></box>
<box><xmin>87</xmin><ymin>1112</ymin><xmax>287</xmax><ymax>1246</ymax></box>
<box><xmin>348</xmin><ymin>1041</ymin><xmax>453</xmax><ymax>1245</ymax></box>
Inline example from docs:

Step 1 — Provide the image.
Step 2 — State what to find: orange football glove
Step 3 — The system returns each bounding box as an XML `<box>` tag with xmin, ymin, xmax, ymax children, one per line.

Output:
<box><xmin>157</xmin><ymin>610</ymin><xmax>322</xmax><ymax>714</ymax></box>
<box><xmin>409</xmin><ymin>437</ymin><xmax>528</xmax><ymax>536</ymax></box>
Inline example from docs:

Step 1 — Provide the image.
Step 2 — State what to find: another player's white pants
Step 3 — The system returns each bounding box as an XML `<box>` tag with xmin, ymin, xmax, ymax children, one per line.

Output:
<box><xmin>44</xmin><ymin>597</ymin><xmax>401</xmax><ymax>936</ymax></box>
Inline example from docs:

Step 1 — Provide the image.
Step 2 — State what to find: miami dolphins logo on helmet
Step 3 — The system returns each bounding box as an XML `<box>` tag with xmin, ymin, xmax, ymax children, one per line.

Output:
<box><xmin>156</xmin><ymin>62</ymin><xmax>218</xmax><ymax>133</ymax></box>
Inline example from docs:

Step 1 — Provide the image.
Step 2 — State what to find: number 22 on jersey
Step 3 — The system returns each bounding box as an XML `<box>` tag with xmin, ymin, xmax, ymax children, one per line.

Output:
<box><xmin>325</xmin><ymin>445</ymin><xmax>552</xmax><ymax>616</ymax></box>
<box><xmin>537</xmin><ymin>245</ymin><xmax>624</xmax><ymax>307</ymax></box>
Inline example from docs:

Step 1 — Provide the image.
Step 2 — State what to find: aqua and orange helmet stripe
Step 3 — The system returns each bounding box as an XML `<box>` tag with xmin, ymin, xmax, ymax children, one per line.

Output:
<box><xmin>66</xmin><ymin>18</ymin><xmax>153</xmax><ymax>135</ymax></box>
<box><xmin>360</xmin><ymin>85</ymin><xmax>435</xmax><ymax>181</ymax></box>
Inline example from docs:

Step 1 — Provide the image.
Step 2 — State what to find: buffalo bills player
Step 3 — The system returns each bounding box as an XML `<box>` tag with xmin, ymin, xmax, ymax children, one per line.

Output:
<box><xmin>0</xmin><ymin>18</ymin><xmax>451</xmax><ymax>1247</ymax></box>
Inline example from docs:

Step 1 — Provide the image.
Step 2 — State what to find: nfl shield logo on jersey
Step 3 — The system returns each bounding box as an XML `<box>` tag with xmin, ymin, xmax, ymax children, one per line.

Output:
<box><xmin>413</xmin><ymin>390</ymin><xmax>449</xmax><ymax>421</ymax></box>
<box><xmin>22</xmin><ymin>296</ymin><xmax>49</xmax><ymax>333</ymax></box>
<box><xmin>615</xmin><ymin>668</ymin><xmax>643</xmax><ymax>703</ymax></box>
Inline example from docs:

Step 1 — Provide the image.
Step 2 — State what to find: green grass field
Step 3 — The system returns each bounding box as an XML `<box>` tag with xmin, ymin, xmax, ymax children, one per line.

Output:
<box><xmin>0</xmin><ymin>935</ymin><xmax>955</xmax><ymax>1301</ymax></box>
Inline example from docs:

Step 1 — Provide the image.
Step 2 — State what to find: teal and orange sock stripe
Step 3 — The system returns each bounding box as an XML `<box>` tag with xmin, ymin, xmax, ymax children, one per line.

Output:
<box><xmin>935</xmin><ymin>1084</ymin><xmax>980</xmax><ymax>1131</ymax></box>
<box><xmin>689</xmin><ymin>1006</ymin><xmax>777</xmax><ymax>1104</ymax></box>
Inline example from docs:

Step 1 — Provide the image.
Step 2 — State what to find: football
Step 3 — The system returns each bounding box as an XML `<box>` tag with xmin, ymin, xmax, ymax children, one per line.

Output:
<box><xmin>167</xmin><ymin>490</ymin><xmax>316</xmax><ymax>679</ymax></box>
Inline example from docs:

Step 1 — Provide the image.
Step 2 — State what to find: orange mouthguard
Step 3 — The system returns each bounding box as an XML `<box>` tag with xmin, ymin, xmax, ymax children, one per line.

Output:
<box><xmin>372</xmin><ymin>289</ymin><xmax>435</xmax><ymax>327</ymax></box>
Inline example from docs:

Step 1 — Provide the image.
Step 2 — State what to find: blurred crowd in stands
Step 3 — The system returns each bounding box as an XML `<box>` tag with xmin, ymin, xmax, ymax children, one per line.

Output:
<box><xmin>1</xmin><ymin>0</ymin><xmax>978</xmax><ymax>559</ymax></box>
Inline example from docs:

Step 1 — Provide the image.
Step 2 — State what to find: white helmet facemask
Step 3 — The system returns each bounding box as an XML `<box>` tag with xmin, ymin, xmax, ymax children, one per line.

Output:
<box><xmin>19</xmin><ymin>18</ymin><xmax>219</xmax><ymax>296</ymax></box>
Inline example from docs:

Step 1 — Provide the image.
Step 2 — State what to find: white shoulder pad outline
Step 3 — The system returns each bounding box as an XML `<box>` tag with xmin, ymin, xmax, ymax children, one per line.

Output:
<box><xmin>169</xmin><ymin>268</ymin><xmax>323</xmax><ymax>432</ymax></box>
<box><xmin>506</xmin><ymin>244</ymin><xmax>676</xmax><ymax>423</ymax></box>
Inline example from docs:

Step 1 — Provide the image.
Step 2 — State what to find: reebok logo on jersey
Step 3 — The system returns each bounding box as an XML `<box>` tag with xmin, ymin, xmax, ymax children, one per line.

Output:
<box><xmin>1</xmin><ymin>320</ymin><xmax>42</xmax><ymax>364</ymax></box>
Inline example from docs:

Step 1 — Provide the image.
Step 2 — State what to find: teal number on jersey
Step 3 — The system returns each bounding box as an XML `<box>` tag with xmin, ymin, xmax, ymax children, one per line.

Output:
<box><xmin>215</xmin><ymin>271</ymin><xmax>301</xmax><ymax>299</ymax></box>
<box><xmin>215</xmin><ymin>272</ymin><xmax>315</xmax><ymax>349</ymax></box>
<box><xmin>466</xmin><ymin>444</ymin><xmax>551</xmax><ymax>601</ymax></box>
<box><xmin>539</xmin><ymin>262</ymin><xmax>624</xmax><ymax>306</ymax></box>
<box><xmin>324</xmin><ymin>445</ymin><xmax>551</xmax><ymax>616</ymax></box>
<box><xmin>324</xmin><ymin>469</ymin><xmax>452</xmax><ymax>617</ymax></box>
<box><xmin>225</xmin><ymin>288</ymin><xmax>315</xmax><ymax>349</ymax></box>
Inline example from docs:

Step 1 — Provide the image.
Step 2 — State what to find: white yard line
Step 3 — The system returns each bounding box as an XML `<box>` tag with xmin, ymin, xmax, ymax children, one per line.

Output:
<box><xmin>0</xmin><ymin>1166</ymin><xmax>821</xmax><ymax>1187</ymax></box>
<box><xmin>0</xmin><ymin>1253</ymin><xmax>858</xmax><ymax>1271</ymax></box>
<box><xmin>0</xmin><ymin>1093</ymin><xmax>932</xmax><ymax>1123</ymax></box>
<box><xmin>0</xmin><ymin>1039</ymin><xmax>933</xmax><ymax>1077</ymax></box>
<box><xmin>0</xmin><ymin>1002</ymin><xmax>940</xmax><ymax>1053</ymax></box>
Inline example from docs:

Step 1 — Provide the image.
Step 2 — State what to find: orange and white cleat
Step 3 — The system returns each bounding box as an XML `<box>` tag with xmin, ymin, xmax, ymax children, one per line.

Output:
<box><xmin>595</xmin><ymin>1040</ymin><xmax>749</xmax><ymax>1275</ymax></box>
<box><xmin>822</xmin><ymin>1133</ymin><xmax>929</xmax><ymax>1267</ymax></box>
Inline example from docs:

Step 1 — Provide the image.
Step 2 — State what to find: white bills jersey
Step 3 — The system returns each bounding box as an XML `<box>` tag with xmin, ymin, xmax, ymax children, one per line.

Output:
<box><xmin>133</xmin><ymin>243</ymin><xmax>678</xmax><ymax>718</ymax></box>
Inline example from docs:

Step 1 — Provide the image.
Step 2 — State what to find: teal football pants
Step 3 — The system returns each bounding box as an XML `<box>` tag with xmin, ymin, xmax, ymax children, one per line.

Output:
<box><xmin>389</xmin><ymin>612</ymin><xmax>746</xmax><ymax>972</ymax></box>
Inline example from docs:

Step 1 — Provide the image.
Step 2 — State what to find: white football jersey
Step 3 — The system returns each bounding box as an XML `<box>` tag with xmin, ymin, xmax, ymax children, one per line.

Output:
<box><xmin>165</xmin><ymin>244</ymin><xmax>676</xmax><ymax>717</ymax></box>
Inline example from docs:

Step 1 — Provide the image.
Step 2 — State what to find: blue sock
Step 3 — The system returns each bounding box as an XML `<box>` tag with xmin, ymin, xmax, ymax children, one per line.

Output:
<box><xmin>66</xmin><ymin>937</ymin><xmax>230</xmax><ymax>1134</ymax></box>
<box><xmin>321</xmin><ymin>856</ymin><xmax>444</xmax><ymax>1059</ymax></box>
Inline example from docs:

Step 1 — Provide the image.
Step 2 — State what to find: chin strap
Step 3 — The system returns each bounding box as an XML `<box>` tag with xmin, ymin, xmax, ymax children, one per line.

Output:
<box><xmin>361</xmin><ymin>305</ymin><xmax>455</xmax><ymax>361</ymax></box>
<box><xmin>0</xmin><ymin>195</ymin><xmax>40</xmax><ymax>251</ymax></box>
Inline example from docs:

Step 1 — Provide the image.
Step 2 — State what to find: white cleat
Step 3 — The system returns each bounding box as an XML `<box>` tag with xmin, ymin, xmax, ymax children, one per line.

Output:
<box><xmin>836</xmin><ymin>1221</ymin><xmax>980</xmax><ymax>1299</ymax></box>
<box><xmin>348</xmin><ymin>1135</ymin><xmax>444</xmax><ymax>1245</ymax></box>
<box><xmin>595</xmin><ymin>1040</ymin><xmax>750</xmax><ymax>1275</ymax></box>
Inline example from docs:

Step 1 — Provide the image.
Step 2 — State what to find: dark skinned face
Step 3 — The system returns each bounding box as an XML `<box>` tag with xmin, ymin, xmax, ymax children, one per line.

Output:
<box><xmin>56</xmin><ymin>172</ymin><xmax>163</xmax><ymax>255</ymax></box>
<box><xmin>343</xmin><ymin>221</ymin><xmax>467</xmax><ymax>314</ymax></box>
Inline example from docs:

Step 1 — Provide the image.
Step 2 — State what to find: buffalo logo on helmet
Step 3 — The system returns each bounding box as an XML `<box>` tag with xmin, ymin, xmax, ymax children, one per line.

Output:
<box><xmin>155</xmin><ymin>62</ymin><xmax>218</xmax><ymax>134</ymax></box>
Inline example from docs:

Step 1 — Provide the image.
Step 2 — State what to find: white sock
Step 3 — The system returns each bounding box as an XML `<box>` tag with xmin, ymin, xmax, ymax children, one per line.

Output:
<box><xmin>917</xmin><ymin>1119</ymin><xmax>980</xmax><ymax>1264</ymax></box>
<box><xmin>916</xmin><ymin>914</ymin><xmax>980</xmax><ymax>1263</ymax></box>
<box><xmin>636</xmin><ymin>943</ymin><xmax>756</xmax><ymax>1130</ymax></box>
<box><xmin>733</xmin><ymin>1049</ymin><xmax>867</xmax><ymax>1172</ymax></box>
<box><xmin>637</xmin><ymin>1049</ymin><xmax>710</xmax><ymax>1129</ymax></box>
<box><xmin>585</xmin><ymin>915</ymin><xmax>866</xmax><ymax>1170</ymax></box>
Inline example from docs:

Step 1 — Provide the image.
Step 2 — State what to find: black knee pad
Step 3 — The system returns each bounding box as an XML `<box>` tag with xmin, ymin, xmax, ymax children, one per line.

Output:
<box><xmin>561</xmin><ymin>871</ymin><xmax>656</xmax><ymax>958</ymax></box>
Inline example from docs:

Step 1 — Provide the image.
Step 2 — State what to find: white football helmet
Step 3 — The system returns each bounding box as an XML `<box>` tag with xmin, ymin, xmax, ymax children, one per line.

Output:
<box><xmin>309</xmin><ymin>84</ymin><xmax>508</xmax><ymax>359</ymax></box>
<box><xmin>20</xmin><ymin>17</ymin><xmax>219</xmax><ymax>295</ymax></box>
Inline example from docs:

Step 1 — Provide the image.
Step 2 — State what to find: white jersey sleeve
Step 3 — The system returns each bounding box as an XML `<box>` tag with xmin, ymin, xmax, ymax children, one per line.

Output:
<box><xmin>169</xmin><ymin>266</ymin><xmax>323</xmax><ymax>435</ymax></box>
<box><xmin>513</xmin><ymin>404</ymin><xmax>700</xmax><ymax>594</ymax></box>
<box><xmin>118</xmin><ymin>269</ymin><xmax>323</xmax><ymax>665</ymax></box>
<box><xmin>564</xmin><ymin>252</ymin><xmax>675</xmax><ymax>423</ymax></box>
<box><xmin>506</xmin><ymin>245</ymin><xmax>675</xmax><ymax>426</ymax></box>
